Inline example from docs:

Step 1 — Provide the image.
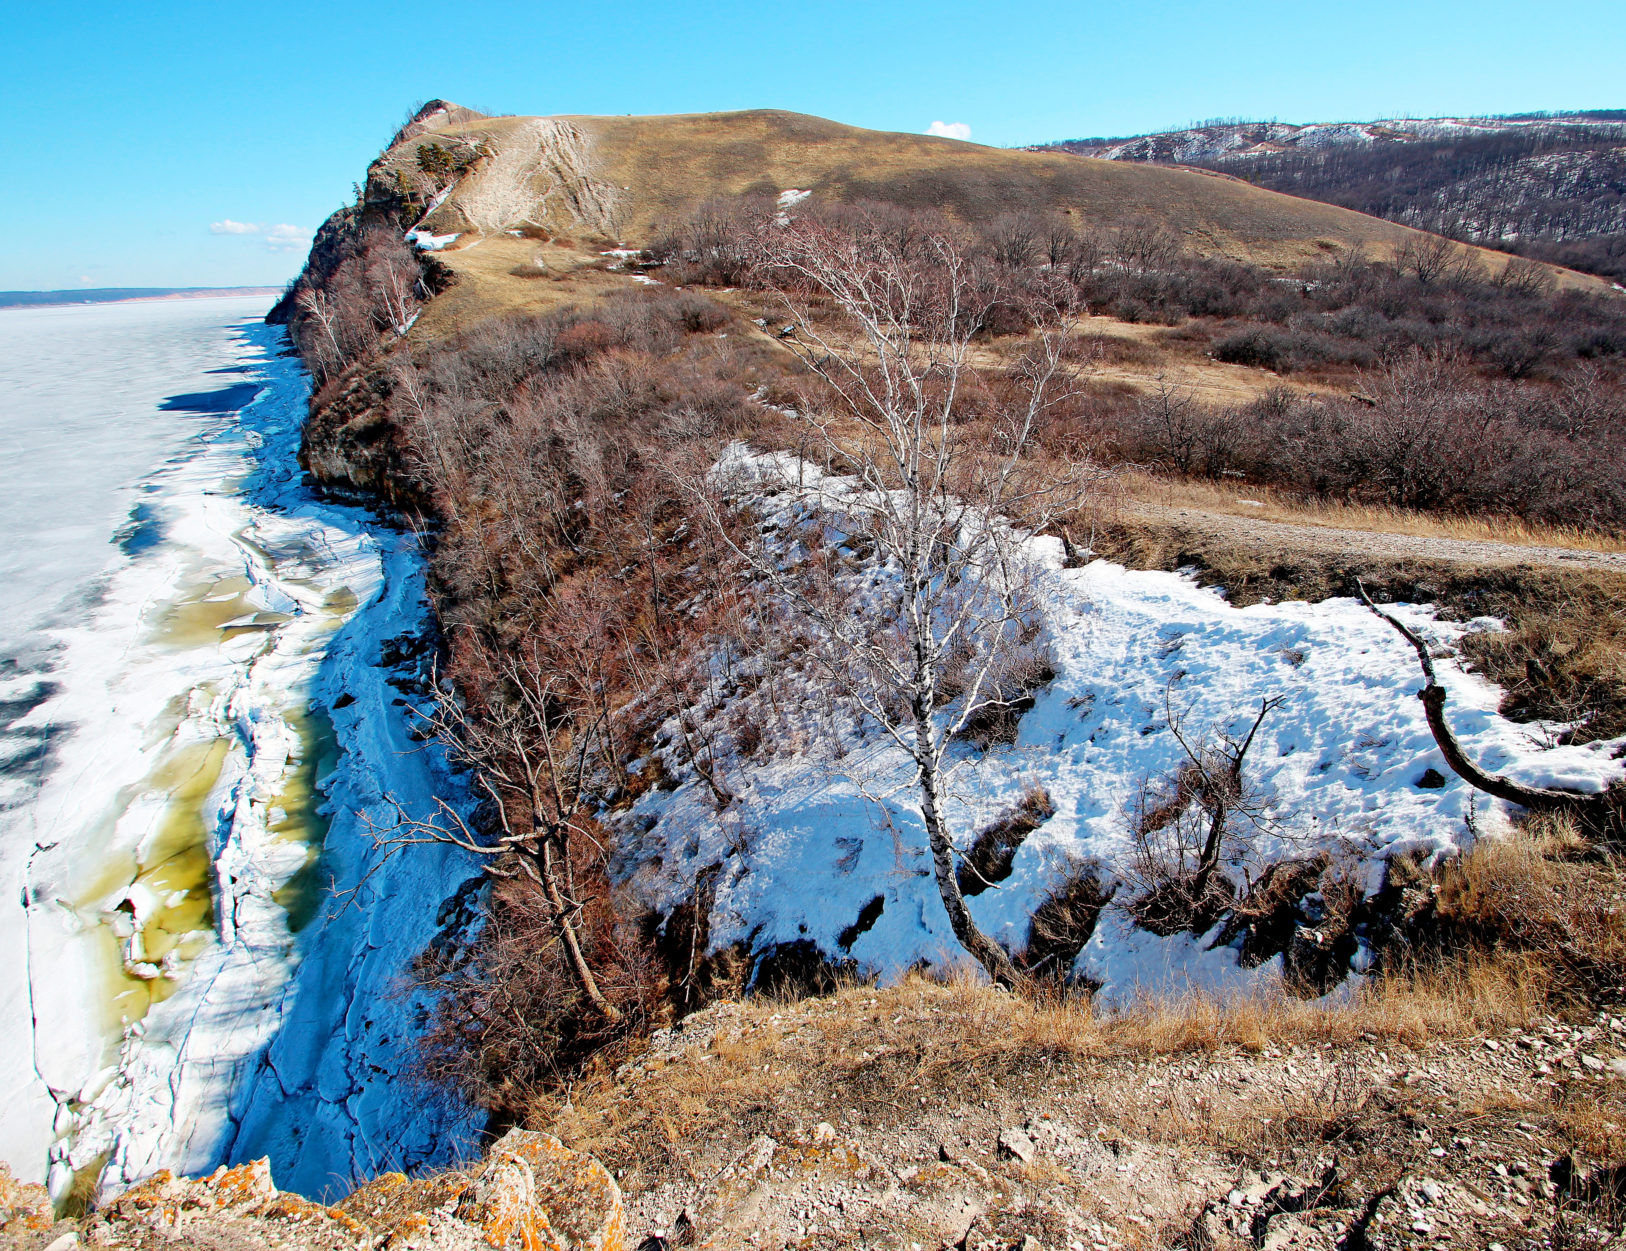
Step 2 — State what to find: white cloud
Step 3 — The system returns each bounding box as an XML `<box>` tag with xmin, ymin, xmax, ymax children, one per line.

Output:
<box><xmin>926</xmin><ymin>121</ymin><xmax>972</xmax><ymax>141</ymax></box>
<box><xmin>208</xmin><ymin>219</ymin><xmax>310</xmax><ymax>253</ymax></box>
<box><xmin>264</xmin><ymin>224</ymin><xmax>311</xmax><ymax>252</ymax></box>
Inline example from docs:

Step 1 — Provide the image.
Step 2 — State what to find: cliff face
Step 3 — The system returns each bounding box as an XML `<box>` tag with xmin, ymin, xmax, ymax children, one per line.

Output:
<box><xmin>295</xmin><ymin>368</ymin><xmax>413</xmax><ymax>502</ymax></box>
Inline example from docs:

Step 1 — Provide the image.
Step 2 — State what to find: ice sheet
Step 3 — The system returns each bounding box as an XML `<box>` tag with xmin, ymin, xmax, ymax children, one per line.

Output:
<box><xmin>0</xmin><ymin>303</ymin><xmax>480</xmax><ymax>1198</ymax></box>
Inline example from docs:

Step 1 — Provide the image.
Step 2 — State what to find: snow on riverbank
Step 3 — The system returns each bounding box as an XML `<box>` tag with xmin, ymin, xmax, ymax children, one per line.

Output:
<box><xmin>619</xmin><ymin>446</ymin><xmax>1626</xmax><ymax>1004</ymax></box>
<box><xmin>2</xmin><ymin>307</ymin><xmax>480</xmax><ymax>1199</ymax></box>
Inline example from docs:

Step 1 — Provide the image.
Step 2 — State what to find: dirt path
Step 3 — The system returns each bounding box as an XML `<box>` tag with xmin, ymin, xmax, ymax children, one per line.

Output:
<box><xmin>1124</xmin><ymin>501</ymin><xmax>1626</xmax><ymax>575</ymax></box>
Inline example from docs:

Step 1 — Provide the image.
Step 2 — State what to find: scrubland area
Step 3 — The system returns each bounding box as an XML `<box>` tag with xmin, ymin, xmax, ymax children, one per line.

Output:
<box><xmin>241</xmin><ymin>108</ymin><xmax>1626</xmax><ymax>1245</ymax></box>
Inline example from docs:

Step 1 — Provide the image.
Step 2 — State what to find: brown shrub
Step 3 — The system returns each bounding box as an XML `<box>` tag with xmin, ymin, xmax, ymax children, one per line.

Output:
<box><xmin>413</xmin><ymin>852</ymin><xmax>667</xmax><ymax>1118</ymax></box>
<box><xmin>555</xmin><ymin>319</ymin><xmax>618</xmax><ymax>360</ymax></box>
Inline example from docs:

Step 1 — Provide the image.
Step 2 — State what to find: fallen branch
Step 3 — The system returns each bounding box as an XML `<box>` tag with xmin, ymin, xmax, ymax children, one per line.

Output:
<box><xmin>1356</xmin><ymin>579</ymin><xmax>1621</xmax><ymax>826</ymax></box>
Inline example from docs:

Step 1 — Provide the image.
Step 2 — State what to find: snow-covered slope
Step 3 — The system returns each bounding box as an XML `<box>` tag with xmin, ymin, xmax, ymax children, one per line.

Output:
<box><xmin>1048</xmin><ymin>114</ymin><xmax>1626</xmax><ymax>164</ymax></box>
<box><xmin>618</xmin><ymin>448</ymin><xmax>1625</xmax><ymax>1005</ymax></box>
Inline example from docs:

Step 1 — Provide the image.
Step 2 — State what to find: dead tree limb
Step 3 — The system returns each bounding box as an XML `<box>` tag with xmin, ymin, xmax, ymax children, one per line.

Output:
<box><xmin>1357</xmin><ymin>579</ymin><xmax>1620</xmax><ymax>826</ymax></box>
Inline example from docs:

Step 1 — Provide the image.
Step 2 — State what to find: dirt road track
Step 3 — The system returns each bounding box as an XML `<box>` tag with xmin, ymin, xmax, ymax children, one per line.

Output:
<box><xmin>1124</xmin><ymin>502</ymin><xmax>1626</xmax><ymax>575</ymax></box>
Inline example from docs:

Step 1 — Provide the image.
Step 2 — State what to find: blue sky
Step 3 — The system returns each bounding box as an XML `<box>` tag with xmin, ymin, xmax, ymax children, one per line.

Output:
<box><xmin>5</xmin><ymin>0</ymin><xmax>1622</xmax><ymax>290</ymax></box>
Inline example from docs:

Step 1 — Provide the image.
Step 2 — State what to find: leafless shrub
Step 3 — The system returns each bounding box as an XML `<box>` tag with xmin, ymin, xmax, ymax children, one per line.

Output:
<box><xmin>1112</xmin><ymin>218</ymin><xmax>1182</xmax><ymax>273</ymax></box>
<box><xmin>412</xmin><ymin>870</ymin><xmax>663</xmax><ymax>1116</ymax></box>
<box><xmin>1123</xmin><ymin>694</ymin><xmax>1283</xmax><ymax>935</ymax></box>
<box><xmin>984</xmin><ymin>211</ymin><xmax>1046</xmax><ymax>269</ymax></box>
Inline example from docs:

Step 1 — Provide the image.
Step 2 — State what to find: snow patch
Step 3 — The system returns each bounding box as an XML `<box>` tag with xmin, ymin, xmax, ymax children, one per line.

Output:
<box><xmin>406</xmin><ymin>229</ymin><xmax>460</xmax><ymax>251</ymax></box>
<box><xmin>620</xmin><ymin>447</ymin><xmax>1625</xmax><ymax>997</ymax></box>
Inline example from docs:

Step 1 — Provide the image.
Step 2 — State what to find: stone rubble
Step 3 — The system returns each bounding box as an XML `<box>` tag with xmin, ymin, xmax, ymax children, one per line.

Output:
<box><xmin>0</xmin><ymin>1132</ymin><xmax>624</xmax><ymax>1251</ymax></box>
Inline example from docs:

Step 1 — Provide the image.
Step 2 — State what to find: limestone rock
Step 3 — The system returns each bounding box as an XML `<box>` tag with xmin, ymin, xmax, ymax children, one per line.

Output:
<box><xmin>489</xmin><ymin>1128</ymin><xmax>626</xmax><ymax>1251</ymax></box>
<box><xmin>92</xmin><ymin>1159</ymin><xmax>367</xmax><ymax>1247</ymax></box>
<box><xmin>72</xmin><ymin>1130</ymin><xmax>625</xmax><ymax>1251</ymax></box>
<box><xmin>996</xmin><ymin>1128</ymin><xmax>1037</xmax><ymax>1164</ymax></box>
<box><xmin>0</xmin><ymin>1163</ymin><xmax>55</xmax><ymax>1237</ymax></box>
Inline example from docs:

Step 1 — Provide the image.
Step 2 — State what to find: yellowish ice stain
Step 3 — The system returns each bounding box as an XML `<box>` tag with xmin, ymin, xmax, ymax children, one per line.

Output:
<box><xmin>269</xmin><ymin>706</ymin><xmax>340</xmax><ymax>935</ymax></box>
<box><xmin>72</xmin><ymin>733</ymin><xmax>229</xmax><ymax>1032</ymax></box>
<box><xmin>149</xmin><ymin>573</ymin><xmax>256</xmax><ymax>649</ymax></box>
<box><xmin>82</xmin><ymin>558</ymin><xmax>361</xmax><ymax>1041</ymax></box>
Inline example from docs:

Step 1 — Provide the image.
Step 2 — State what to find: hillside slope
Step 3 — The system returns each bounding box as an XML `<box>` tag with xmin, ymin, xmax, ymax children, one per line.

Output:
<box><xmin>399</xmin><ymin>105</ymin><xmax>1430</xmax><ymax>256</ymax></box>
<box><xmin>1036</xmin><ymin>112</ymin><xmax>1626</xmax><ymax>282</ymax></box>
<box><xmin>354</xmin><ymin>102</ymin><xmax>1607</xmax><ymax>340</ymax></box>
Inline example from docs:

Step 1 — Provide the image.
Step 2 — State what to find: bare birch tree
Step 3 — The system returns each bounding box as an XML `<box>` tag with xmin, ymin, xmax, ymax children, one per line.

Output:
<box><xmin>370</xmin><ymin>248</ymin><xmax>423</xmax><ymax>338</ymax></box>
<box><xmin>701</xmin><ymin>208</ymin><xmax>1089</xmax><ymax>987</ymax></box>
<box><xmin>296</xmin><ymin>287</ymin><xmax>344</xmax><ymax>379</ymax></box>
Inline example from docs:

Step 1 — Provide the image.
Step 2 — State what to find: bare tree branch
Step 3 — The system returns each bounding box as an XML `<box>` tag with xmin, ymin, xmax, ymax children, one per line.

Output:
<box><xmin>1357</xmin><ymin>578</ymin><xmax>1622</xmax><ymax>826</ymax></box>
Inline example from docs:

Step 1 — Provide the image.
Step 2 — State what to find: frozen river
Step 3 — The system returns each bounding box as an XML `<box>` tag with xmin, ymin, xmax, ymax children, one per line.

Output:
<box><xmin>0</xmin><ymin>297</ymin><xmax>480</xmax><ymax>1202</ymax></box>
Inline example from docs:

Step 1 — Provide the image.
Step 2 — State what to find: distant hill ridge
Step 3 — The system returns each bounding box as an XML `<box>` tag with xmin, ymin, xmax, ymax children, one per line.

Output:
<box><xmin>1033</xmin><ymin>112</ymin><xmax>1626</xmax><ymax>282</ymax></box>
<box><xmin>1036</xmin><ymin>111</ymin><xmax>1626</xmax><ymax>163</ymax></box>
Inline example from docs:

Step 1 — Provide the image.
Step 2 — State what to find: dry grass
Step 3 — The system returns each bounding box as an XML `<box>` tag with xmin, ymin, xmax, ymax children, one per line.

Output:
<box><xmin>1121</xmin><ymin>471</ymin><xmax>1626</xmax><ymax>554</ymax></box>
<box><xmin>413</xmin><ymin>236</ymin><xmax>632</xmax><ymax>338</ymax></box>
<box><xmin>1435</xmin><ymin>816</ymin><xmax>1626</xmax><ymax>981</ymax></box>
<box><xmin>1070</xmin><ymin>316</ymin><xmax>1315</xmax><ymax>404</ymax></box>
<box><xmin>538</xmin><ymin>949</ymin><xmax>1559</xmax><ymax>1169</ymax></box>
<box><xmin>415</xmin><ymin>108</ymin><xmax>1607</xmax><ymax>294</ymax></box>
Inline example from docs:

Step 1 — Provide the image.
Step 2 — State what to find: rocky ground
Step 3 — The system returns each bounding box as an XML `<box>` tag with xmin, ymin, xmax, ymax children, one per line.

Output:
<box><xmin>5</xmin><ymin>986</ymin><xmax>1625</xmax><ymax>1251</ymax></box>
<box><xmin>0</xmin><ymin>1130</ymin><xmax>624</xmax><ymax>1251</ymax></box>
<box><xmin>536</xmin><ymin>985</ymin><xmax>1626</xmax><ymax>1251</ymax></box>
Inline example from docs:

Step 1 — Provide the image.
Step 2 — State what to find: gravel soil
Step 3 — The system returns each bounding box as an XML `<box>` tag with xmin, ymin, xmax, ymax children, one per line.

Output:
<box><xmin>1123</xmin><ymin>503</ymin><xmax>1626</xmax><ymax>576</ymax></box>
<box><xmin>544</xmin><ymin>994</ymin><xmax>1626</xmax><ymax>1251</ymax></box>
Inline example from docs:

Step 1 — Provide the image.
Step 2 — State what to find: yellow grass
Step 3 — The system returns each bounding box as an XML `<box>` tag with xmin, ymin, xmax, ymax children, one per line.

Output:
<box><xmin>1122</xmin><ymin>471</ymin><xmax>1626</xmax><ymax>554</ymax></box>
<box><xmin>413</xmin><ymin>237</ymin><xmax>631</xmax><ymax>340</ymax></box>
<box><xmin>535</xmin><ymin>950</ymin><xmax>1557</xmax><ymax>1181</ymax></box>
<box><xmin>411</xmin><ymin>107</ymin><xmax>1605</xmax><ymax>289</ymax></box>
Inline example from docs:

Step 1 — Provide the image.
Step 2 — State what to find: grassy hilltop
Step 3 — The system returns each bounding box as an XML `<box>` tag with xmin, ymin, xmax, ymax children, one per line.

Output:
<box><xmin>372</xmin><ymin>103</ymin><xmax>1599</xmax><ymax>339</ymax></box>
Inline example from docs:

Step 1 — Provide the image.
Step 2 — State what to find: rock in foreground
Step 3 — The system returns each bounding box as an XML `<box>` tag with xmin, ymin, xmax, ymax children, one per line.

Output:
<box><xmin>0</xmin><ymin>1131</ymin><xmax>624</xmax><ymax>1251</ymax></box>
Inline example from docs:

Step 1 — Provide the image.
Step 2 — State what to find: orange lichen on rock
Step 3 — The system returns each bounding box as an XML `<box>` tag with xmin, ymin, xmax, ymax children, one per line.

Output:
<box><xmin>74</xmin><ymin>1132</ymin><xmax>625</xmax><ymax>1251</ymax></box>
<box><xmin>0</xmin><ymin>1163</ymin><xmax>55</xmax><ymax>1235</ymax></box>
<box><xmin>457</xmin><ymin>1148</ymin><xmax>560</xmax><ymax>1250</ymax></box>
<box><xmin>202</xmin><ymin>1158</ymin><xmax>278</xmax><ymax>1209</ymax></box>
<box><xmin>490</xmin><ymin>1131</ymin><xmax>625</xmax><ymax>1251</ymax></box>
